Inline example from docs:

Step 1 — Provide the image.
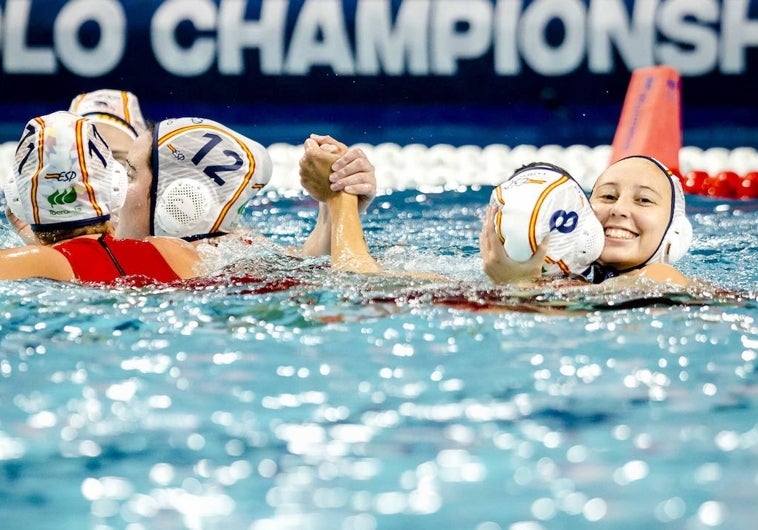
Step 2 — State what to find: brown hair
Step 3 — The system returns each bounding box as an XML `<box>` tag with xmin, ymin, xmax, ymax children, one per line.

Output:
<box><xmin>33</xmin><ymin>221</ymin><xmax>111</xmax><ymax>245</ymax></box>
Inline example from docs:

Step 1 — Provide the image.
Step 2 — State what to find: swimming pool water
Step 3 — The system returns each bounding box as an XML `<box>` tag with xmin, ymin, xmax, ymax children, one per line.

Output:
<box><xmin>1</xmin><ymin>181</ymin><xmax>757</xmax><ymax>530</ymax></box>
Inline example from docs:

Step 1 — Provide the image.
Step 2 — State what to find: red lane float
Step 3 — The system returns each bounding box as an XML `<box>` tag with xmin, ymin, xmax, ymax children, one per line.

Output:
<box><xmin>679</xmin><ymin>170</ymin><xmax>758</xmax><ymax>200</ymax></box>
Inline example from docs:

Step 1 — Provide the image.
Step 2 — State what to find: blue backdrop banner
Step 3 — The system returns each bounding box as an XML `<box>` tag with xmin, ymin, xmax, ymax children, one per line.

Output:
<box><xmin>1</xmin><ymin>0</ymin><xmax>756</xmax><ymax>146</ymax></box>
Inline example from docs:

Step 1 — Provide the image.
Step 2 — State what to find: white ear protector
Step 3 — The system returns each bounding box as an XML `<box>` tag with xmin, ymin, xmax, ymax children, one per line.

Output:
<box><xmin>108</xmin><ymin>160</ymin><xmax>128</xmax><ymax>225</ymax></box>
<box><xmin>659</xmin><ymin>213</ymin><xmax>693</xmax><ymax>264</ymax></box>
<box><xmin>154</xmin><ymin>178</ymin><xmax>213</xmax><ymax>237</ymax></box>
<box><xmin>150</xmin><ymin>118</ymin><xmax>273</xmax><ymax>240</ymax></box>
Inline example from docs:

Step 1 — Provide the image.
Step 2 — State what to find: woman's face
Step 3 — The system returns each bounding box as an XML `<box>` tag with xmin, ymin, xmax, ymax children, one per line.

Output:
<box><xmin>95</xmin><ymin>122</ymin><xmax>134</xmax><ymax>167</ymax></box>
<box><xmin>589</xmin><ymin>157</ymin><xmax>673</xmax><ymax>270</ymax></box>
<box><xmin>115</xmin><ymin>131</ymin><xmax>153</xmax><ymax>240</ymax></box>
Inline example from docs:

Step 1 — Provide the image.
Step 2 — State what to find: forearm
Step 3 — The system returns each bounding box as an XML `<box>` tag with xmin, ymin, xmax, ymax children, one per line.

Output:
<box><xmin>301</xmin><ymin>203</ymin><xmax>331</xmax><ymax>256</ymax></box>
<box><xmin>327</xmin><ymin>193</ymin><xmax>381</xmax><ymax>273</ymax></box>
<box><xmin>482</xmin><ymin>255</ymin><xmax>544</xmax><ymax>285</ymax></box>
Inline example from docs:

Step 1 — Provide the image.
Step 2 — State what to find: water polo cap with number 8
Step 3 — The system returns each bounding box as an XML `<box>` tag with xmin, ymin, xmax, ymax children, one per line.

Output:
<box><xmin>489</xmin><ymin>162</ymin><xmax>605</xmax><ymax>276</ymax></box>
<box><xmin>150</xmin><ymin>118</ymin><xmax>272</xmax><ymax>240</ymax></box>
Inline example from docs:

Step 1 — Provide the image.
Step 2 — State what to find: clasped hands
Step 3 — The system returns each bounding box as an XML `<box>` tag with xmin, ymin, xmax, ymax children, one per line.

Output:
<box><xmin>299</xmin><ymin>134</ymin><xmax>376</xmax><ymax>211</ymax></box>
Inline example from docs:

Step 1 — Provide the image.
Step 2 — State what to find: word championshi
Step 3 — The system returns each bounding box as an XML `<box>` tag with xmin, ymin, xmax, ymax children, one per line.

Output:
<box><xmin>0</xmin><ymin>0</ymin><xmax>755</xmax><ymax>78</ymax></box>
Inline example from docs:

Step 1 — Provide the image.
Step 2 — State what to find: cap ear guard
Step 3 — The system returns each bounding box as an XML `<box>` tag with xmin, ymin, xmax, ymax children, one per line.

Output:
<box><xmin>154</xmin><ymin>178</ymin><xmax>213</xmax><ymax>237</ymax></box>
<box><xmin>659</xmin><ymin>176</ymin><xmax>692</xmax><ymax>264</ymax></box>
<box><xmin>659</xmin><ymin>213</ymin><xmax>692</xmax><ymax>264</ymax></box>
<box><xmin>109</xmin><ymin>160</ymin><xmax>128</xmax><ymax>220</ymax></box>
<box><xmin>3</xmin><ymin>171</ymin><xmax>22</xmax><ymax>220</ymax></box>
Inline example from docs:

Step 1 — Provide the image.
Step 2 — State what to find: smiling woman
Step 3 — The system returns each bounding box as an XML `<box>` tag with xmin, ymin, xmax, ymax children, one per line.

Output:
<box><xmin>586</xmin><ymin>155</ymin><xmax>692</xmax><ymax>285</ymax></box>
<box><xmin>479</xmin><ymin>154</ymin><xmax>693</xmax><ymax>288</ymax></box>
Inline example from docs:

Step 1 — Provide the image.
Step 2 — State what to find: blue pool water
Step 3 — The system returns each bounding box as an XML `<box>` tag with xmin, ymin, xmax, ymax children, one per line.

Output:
<box><xmin>1</xmin><ymin>186</ymin><xmax>757</xmax><ymax>530</ymax></box>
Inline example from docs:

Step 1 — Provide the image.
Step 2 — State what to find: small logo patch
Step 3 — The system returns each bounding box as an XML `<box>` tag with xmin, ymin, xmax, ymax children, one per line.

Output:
<box><xmin>167</xmin><ymin>144</ymin><xmax>186</xmax><ymax>161</ymax></box>
<box><xmin>48</xmin><ymin>188</ymin><xmax>77</xmax><ymax>206</ymax></box>
<box><xmin>45</xmin><ymin>171</ymin><xmax>77</xmax><ymax>182</ymax></box>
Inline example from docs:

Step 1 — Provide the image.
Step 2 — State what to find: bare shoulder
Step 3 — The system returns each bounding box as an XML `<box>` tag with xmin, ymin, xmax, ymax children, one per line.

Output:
<box><xmin>146</xmin><ymin>235</ymin><xmax>196</xmax><ymax>253</ymax></box>
<box><xmin>632</xmin><ymin>263</ymin><xmax>689</xmax><ymax>286</ymax></box>
<box><xmin>0</xmin><ymin>244</ymin><xmax>74</xmax><ymax>281</ymax></box>
<box><xmin>146</xmin><ymin>236</ymin><xmax>200</xmax><ymax>279</ymax></box>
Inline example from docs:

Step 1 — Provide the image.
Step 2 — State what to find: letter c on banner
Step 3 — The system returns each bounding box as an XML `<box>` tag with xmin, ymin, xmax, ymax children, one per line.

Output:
<box><xmin>152</xmin><ymin>0</ymin><xmax>217</xmax><ymax>76</ymax></box>
<box><xmin>54</xmin><ymin>0</ymin><xmax>126</xmax><ymax>77</ymax></box>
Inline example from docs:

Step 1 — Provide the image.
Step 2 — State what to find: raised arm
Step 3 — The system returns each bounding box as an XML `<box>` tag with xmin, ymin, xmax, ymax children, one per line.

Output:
<box><xmin>299</xmin><ymin>137</ymin><xmax>380</xmax><ymax>273</ymax></box>
<box><xmin>299</xmin><ymin>137</ymin><xmax>339</xmax><ymax>256</ymax></box>
<box><xmin>326</xmin><ymin>192</ymin><xmax>381</xmax><ymax>273</ymax></box>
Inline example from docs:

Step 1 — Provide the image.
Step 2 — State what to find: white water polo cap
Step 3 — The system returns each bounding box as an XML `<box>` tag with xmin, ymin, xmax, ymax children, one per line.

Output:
<box><xmin>489</xmin><ymin>163</ymin><xmax>605</xmax><ymax>276</ymax></box>
<box><xmin>621</xmin><ymin>155</ymin><xmax>693</xmax><ymax>266</ymax></box>
<box><xmin>8</xmin><ymin>111</ymin><xmax>115</xmax><ymax>231</ymax></box>
<box><xmin>150</xmin><ymin>118</ymin><xmax>272</xmax><ymax>240</ymax></box>
<box><xmin>68</xmin><ymin>89</ymin><xmax>147</xmax><ymax>140</ymax></box>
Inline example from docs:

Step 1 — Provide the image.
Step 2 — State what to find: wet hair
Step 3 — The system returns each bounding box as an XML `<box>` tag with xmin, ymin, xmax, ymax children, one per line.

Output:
<box><xmin>34</xmin><ymin>222</ymin><xmax>110</xmax><ymax>245</ymax></box>
<box><xmin>511</xmin><ymin>161</ymin><xmax>574</xmax><ymax>179</ymax></box>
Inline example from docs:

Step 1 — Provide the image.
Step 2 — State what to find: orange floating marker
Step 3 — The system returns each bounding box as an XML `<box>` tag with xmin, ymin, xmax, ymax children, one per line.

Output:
<box><xmin>610</xmin><ymin>65</ymin><xmax>682</xmax><ymax>175</ymax></box>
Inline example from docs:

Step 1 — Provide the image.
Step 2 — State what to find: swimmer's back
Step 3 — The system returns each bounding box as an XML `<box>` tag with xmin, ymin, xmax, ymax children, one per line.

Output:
<box><xmin>53</xmin><ymin>234</ymin><xmax>195</xmax><ymax>283</ymax></box>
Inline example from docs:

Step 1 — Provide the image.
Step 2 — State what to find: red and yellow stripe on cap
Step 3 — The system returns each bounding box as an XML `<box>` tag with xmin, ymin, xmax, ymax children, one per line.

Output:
<box><xmin>73</xmin><ymin>117</ymin><xmax>105</xmax><ymax>218</ymax></box>
<box><xmin>528</xmin><ymin>175</ymin><xmax>569</xmax><ymax>252</ymax></box>
<box><xmin>28</xmin><ymin>117</ymin><xmax>46</xmax><ymax>225</ymax></box>
<box><xmin>118</xmin><ymin>90</ymin><xmax>133</xmax><ymax>129</ymax></box>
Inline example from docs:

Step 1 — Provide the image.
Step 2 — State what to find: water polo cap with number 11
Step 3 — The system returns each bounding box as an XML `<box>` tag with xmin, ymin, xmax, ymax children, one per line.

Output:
<box><xmin>7</xmin><ymin>110</ymin><xmax>120</xmax><ymax>231</ymax></box>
